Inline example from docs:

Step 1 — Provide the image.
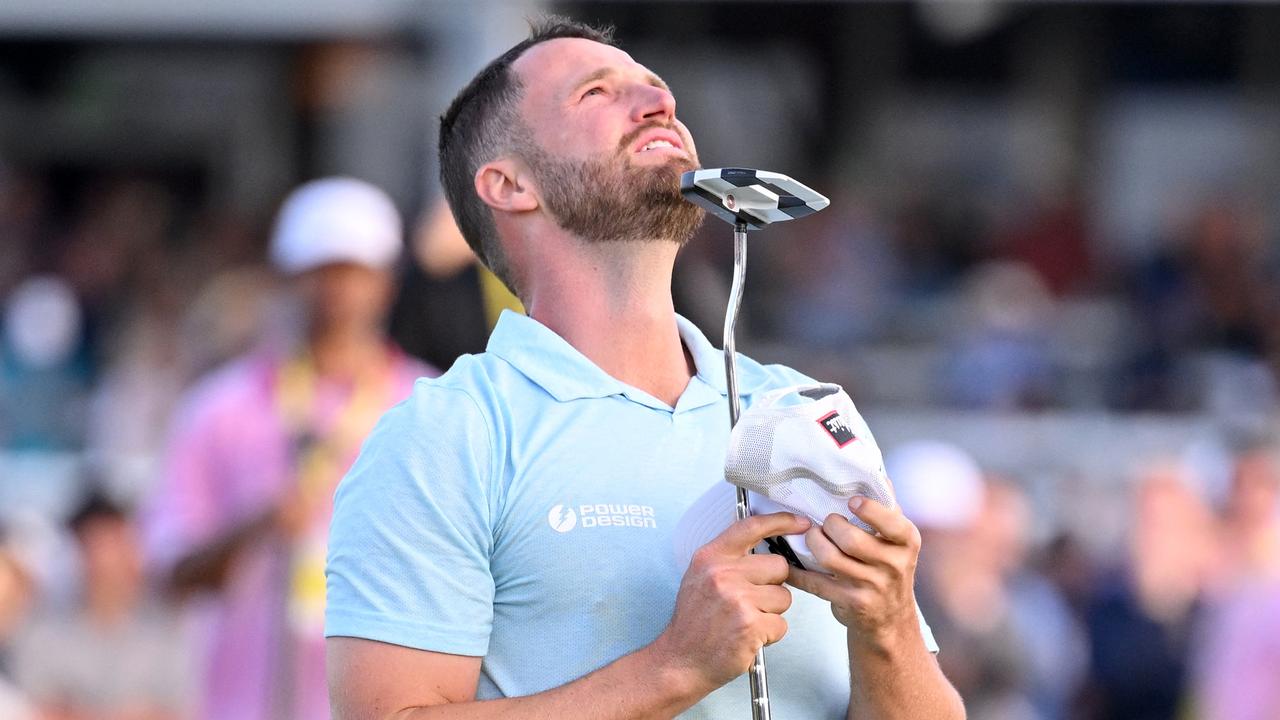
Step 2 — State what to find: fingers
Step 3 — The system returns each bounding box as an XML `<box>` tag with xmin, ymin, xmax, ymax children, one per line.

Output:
<box><xmin>785</xmin><ymin>565</ymin><xmax>844</xmax><ymax>599</ymax></box>
<box><xmin>708</xmin><ymin>512</ymin><xmax>811</xmax><ymax>557</ymax></box>
<box><xmin>818</xmin><ymin>514</ymin><xmax>881</xmax><ymax>564</ymax></box>
<box><xmin>805</xmin><ymin>524</ymin><xmax>879</xmax><ymax>583</ymax></box>
<box><xmin>738</xmin><ymin>551</ymin><xmax>792</xmax><ymax>586</ymax></box>
<box><xmin>760</xmin><ymin>613</ymin><xmax>788</xmax><ymax>646</ymax></box>
<box><xmin>849</xmin><ymin>497</ymin><xmax>920</xmax><ymax>548</ymax></box>
<box><xmin>752</xmin><ymin>583</ymin><xmax>794</xmax><ymax>615</ymax></box>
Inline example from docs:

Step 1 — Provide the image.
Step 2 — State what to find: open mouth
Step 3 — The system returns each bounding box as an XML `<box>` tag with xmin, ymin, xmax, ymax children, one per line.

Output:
<box><xmin>632</xmin><ymin>129</ymin><xmax>685</xmax><ymax>155</ymax></box>
<box><xmin>639</xmin><ymin>139</ymin><xmax>678</xmax><ymax>152</ymax></box>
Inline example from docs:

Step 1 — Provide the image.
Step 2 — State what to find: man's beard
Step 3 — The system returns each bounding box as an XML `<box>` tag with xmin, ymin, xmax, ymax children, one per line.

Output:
<box><xmin>521</xmin><ymin>136</ymin><xmax>706</xmax><ymax>246</ymax></box>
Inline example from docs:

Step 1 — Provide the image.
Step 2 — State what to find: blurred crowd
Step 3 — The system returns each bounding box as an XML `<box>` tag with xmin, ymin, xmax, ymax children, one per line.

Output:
<box><xmin>745</xmin><ymin>184</ymin><xmax>1280</xmax><ymax>419</ymax></box>
<box><xmin>0</xmin><ymin>161</ymin><xmax>1277</xmax><ymax>720</ymax></box>
<box><xmin>1</xmin><ymin>171</ymin><xmax>439</xmax><ymax>720</ymax></box>
<box><xmin>887</xmin><ymin>436</ymin><xmax>1280</xmax><ymax>720</ymax></box>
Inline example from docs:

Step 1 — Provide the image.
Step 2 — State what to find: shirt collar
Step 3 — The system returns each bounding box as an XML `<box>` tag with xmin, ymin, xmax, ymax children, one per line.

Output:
<box><xmin>486</xmin><ymin>310</ymin><xmax>731</xmax><ymax>406</ymax></box>
<box><xmin>676</xmin><ymin>313</ymin><xmax>728</xmax><ymax>396</ymax></box>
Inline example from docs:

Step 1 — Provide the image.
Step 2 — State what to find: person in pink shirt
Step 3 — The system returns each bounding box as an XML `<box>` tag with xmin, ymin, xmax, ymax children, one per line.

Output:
<box><xmin>143</xmin><ymin>177</ymin><xmax>435</xmax><ymax>720</ymax></box>
<box><xmin>1196</xmin><ymin>440</ymin><xmax>1280</xmax><ymax>720</ymax></box>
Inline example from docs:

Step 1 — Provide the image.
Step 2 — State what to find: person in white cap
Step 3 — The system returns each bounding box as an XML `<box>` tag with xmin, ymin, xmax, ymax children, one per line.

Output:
<box><xmin>142</xmin><ymin>177</ymin><xmax>435</xmax><ymax>720</ymax></box>
<box><xmin>326</xmin><ymin>16</ymin><xmax>963</xmax><ymax>720</ymax></box>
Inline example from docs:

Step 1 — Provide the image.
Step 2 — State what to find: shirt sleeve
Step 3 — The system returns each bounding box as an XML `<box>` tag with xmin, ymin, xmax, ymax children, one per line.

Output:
<box><xmin>325</xmin><ymin>382</ymin><xmax>498</xmax><ymax>657</ymax></box>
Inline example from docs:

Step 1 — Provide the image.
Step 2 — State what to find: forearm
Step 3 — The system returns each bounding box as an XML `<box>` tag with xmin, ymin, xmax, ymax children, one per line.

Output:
<box><xmin>386</xmin><ymin>640</ymin><xmax>712</xmax><ymax>720</ymax></box>
<box><xmin>845</xmin><ymin>623</ymin><xmax>965</xmax><ymax>720</ymax></box>
<box><xmin>169</xmin><ymin>511</ymin><xmax>276</xmax><ymax>595</ymax></box>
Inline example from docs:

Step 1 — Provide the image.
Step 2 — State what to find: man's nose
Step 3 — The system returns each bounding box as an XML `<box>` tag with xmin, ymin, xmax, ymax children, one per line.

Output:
<box><xmin>633</xmin><ymin>83</ymin><xmax>676</xmax><ymax>123</ymax></box>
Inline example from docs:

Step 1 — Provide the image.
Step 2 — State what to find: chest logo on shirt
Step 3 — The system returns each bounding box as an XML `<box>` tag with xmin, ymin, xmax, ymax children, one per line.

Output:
<box><xmin>547</xmin><ymin>502</ymin><xmax>657</xmax><ymax>533</ymax></box>
<box><xmin>547</xmin><ymin>504</ymin><xmax>578</xmax><ymax>533</ymax></box>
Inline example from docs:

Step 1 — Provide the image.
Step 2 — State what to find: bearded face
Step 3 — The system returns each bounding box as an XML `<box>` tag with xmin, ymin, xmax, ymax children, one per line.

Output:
<box><xmin>518</xmin><ymin>123</ymin><xmax>706</xmax><ymax>246</ymax></box>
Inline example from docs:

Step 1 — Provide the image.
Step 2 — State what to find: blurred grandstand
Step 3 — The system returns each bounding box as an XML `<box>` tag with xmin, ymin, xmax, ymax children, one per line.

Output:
<box><xmin>2</xmin><ymin>2</ymin><xmax>1280</xmax><ymax>720</ymax></box>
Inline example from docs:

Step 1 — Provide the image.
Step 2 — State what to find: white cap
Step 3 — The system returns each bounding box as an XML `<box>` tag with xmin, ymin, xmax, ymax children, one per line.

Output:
<box><xmin>269</xmin><ymin>177</ymin><xmax>402</xmax><ymax>275</ymax></box>
<box><xmin>674</xmin><ymin>384</ymin><xmax>895</xmax><ymax>575</ymax></box>
<box><xmin>726</xmin><ymin>383</ymin><xmax>895</xmax><ymax>529</ymax></box>
<box><xmin>3</xmin><ymin>275</ymin><xmax>82</xmax><ymax>369</ymax></box>
<box><xmin>884</xmin><ymin>440</ymin><xmax>985</xmax><ymax>531</ymax></box>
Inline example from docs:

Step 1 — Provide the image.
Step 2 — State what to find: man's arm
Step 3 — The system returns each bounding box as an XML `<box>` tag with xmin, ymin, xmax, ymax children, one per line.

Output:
<box><xmin>787</xmin><ymin>498</ymin><xmax>965</xmax><ymax>720</ymax></box>
<box><xmin>169</xmin><ymin>489</ymin><xmax>316</xmax><ymax>595</ymax></box>
<box><xmin>328</xmin><ymin>513</ymin><xmax>810</xmax><ymax>720</ymax></box>
<box><xmin>329</xmin><ymin>637</ymin><xmax>702</xmax><ymax>720</ymax></box>
<box><xmin>167</xmin><ymin>510</ymin><xmax>275</xmax><ymax>594</ymax></box>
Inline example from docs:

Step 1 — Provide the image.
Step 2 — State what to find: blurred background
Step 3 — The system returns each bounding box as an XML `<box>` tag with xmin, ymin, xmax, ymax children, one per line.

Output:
<box><xmin>1</xmin><ymin>1</ymin><xmax>1279</xmax><ymax>719</ymax></box>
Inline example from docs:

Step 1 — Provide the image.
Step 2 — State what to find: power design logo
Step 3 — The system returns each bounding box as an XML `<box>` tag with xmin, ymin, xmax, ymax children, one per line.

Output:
<box><xmin>547</xmin><ymin>503</ymin><xmax>658</xmax><ymax>532</ymax></box>
<box><xmin>547</xmin><ymin>504</ymin><xmax>577</xmax><ymax>533</ymax></box>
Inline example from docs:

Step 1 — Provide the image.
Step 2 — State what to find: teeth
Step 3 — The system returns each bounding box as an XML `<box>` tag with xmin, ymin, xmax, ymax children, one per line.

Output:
<box><xmin>641</xmin><ymin>139</ymin><xmax>675</xmax><ymax>152</ymax></box>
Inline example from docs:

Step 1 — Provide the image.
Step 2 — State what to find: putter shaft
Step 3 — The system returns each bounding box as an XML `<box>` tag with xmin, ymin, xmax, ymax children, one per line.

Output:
<box><xmin>723</xmin><ymin>221</ymin><xmax>771</xmax><ymax>720</ymax></box>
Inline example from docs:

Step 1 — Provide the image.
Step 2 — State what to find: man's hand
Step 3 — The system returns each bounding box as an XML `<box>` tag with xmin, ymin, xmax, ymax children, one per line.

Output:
<box><xmin>785</xmin><ymin>497</ymin><xmax>921</xmax><ymax>643</ymax></box>
<box><xmin>784</xmin><ymin>499</ymin><xmax>965</xmax><ymax>719</ymax></box>
<box><xmin>654</xmin><ymin>512</ymin><xmax>812</xmax><ymax>690</ymax></box>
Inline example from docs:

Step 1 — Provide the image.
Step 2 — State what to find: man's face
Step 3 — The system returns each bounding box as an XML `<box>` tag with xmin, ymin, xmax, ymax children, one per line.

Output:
<box><xmin>77</xmin><ymin>515</ymin><xmax>144</xmax><ymax>598</ymax></box>
<box><xmin>511</xmin><ymin>38</ymin><xmax>704</xmax><ymax>244</ymax></box>
<box><xmin>297</xmin><ymin>262</ymin><xmax>394</xmax><ymax>335</ymax></box>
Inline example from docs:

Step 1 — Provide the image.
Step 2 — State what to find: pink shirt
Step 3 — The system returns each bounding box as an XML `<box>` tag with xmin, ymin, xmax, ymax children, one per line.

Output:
<box><xmin>143</xmin><ymin>349</ymin><xmax>432</xmax><ymax>720</ymax></box>
<box><xmin>1198</xmin><ymin>577</ymin><xmax>1280</xmax><ymax>720</ymax></box>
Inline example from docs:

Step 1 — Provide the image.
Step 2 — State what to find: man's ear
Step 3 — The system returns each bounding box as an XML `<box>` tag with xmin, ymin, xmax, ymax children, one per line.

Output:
<box><xmin>474</xmin><ymin>158</ymin><xmax>539</xmax><ymax>214</ymax></box>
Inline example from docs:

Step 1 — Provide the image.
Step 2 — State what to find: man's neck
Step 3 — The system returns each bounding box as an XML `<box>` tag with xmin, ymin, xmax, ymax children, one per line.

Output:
<box><xmin>85</xmin><ymin>581</ymin><xmax>137</xmax><ymax>629</ymax></box>
<box><xmin>306</xmin><ymin>327</ymin><xmax>388</xmax><ymax>382</ymax></box>
<box><xmin>524</xmin><ymin>238</ymin><xmax>694</xmax><ymax>406</ymax></box>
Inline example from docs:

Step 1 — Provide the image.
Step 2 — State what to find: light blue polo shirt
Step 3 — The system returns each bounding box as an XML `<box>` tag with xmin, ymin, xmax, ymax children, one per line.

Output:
<box><xmin>326</xmin><ymin>310</ymin><xmax>934</xmax><ymax>718</ymax></box>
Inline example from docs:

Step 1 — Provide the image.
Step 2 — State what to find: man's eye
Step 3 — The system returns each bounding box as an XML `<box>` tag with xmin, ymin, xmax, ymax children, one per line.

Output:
<box><xmin>582</xmin><ymin>86</ymin><xmax>606</xmax><ymax>99</ymax></box>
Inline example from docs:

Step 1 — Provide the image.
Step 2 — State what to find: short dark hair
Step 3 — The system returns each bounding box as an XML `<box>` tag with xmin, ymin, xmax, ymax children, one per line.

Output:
<box><xmin>68</xmin><ymin>490</ymin><xmax>128</xmax><ymax>537</ymax></box>
<box><xmin>438</xmin><ymin>15</ymin><xmax>616</xmax><ymax>295</ymax></box>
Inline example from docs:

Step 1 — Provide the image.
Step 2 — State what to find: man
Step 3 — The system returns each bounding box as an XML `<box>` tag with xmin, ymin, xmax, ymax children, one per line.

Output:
<box><xmin>144</xmin><ymin>177</ymin><xmax>433</xmax><ymax>720</ymax></box>
<box><xmin>1197</xmin><ymin>441</ymin><xmax>1280</xmax><ymax>720</ymax></box>
<box><xmin>326</xmin><ymin>18</ymin><xmax>964</xmax><ymax>720</ymax></box>
<box><xmin>13</xmin><ymin>492</ymin><xmax>189</xmax><ymax>720</ymax></box>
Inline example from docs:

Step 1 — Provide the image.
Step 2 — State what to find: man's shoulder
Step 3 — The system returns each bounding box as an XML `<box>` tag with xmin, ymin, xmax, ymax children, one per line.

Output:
<box><xmin>370</xmin><ymin>352</ymin><xmax>509</xmax><ymax>452</ymax></box>
<box><xmin>402</xmin><ymin>348</ymin><xmax>544</xmax><ymax>415</ymax></box>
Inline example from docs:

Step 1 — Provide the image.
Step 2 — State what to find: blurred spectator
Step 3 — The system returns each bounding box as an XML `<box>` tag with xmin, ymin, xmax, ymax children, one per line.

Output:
<box><xmin>1080</xmin><ymin>459</ymin><xmax>1219</xmax><ymax>720</ymax></box>
<box><xmin>887</xmin><ymin>441</ymin><xmax>1044</xmax><ymax>719</ymax></box>
<box><xmin>1123</xmin><ymin>199</ymin><xmax>1277</xmax><ymax>412</ymax></box>
<box><xmin>87</xmin><ymin>266</ymin><xmax>279</xmax><ymax>501</ymax></box>
<box><xmin>1036</xmin><ymin>532</ymin><xmax>1095</xmax><ymax>619</ymax></box>
<box><xmin>770</xmin><ymin>199</ymin><xmax>902</xmax><ymax>350</ymax></box>
<box><xmin>54</xmin><ymin>180</ymin><xmax>181</xmax><ymax>374</ymax></box>
<box><xmin>11</xmin><ymin>492</ymin><xmax>189</xmax><ymax>720</ymax></box>
<box><xmin>141</xmin><ymin>178</ymin><xmax>435</xmax><ymax>720</ymax></box>
<box><xmin>970</xmin><ymin>478</ymin><xmax>1088</xmax><ymax>720</ymax></box>
<box><xmin>992</xmin><ymin>187</ymin><xmax>1095</xmax><ymax>298</ymax></box>
<box><xmin>0</xmin><ymin>167</ymin><xmax>46</xmax><ymax>302</ymax></box>
<box><xmin>0</xmin><ymin>276</ymin><xmax>92</xmax><ymax>450</ymax></box>
<box><xmin>1216</xmin><ymin>439</ymin><xmax>1280</xmax><ymax>582</ymax></box>
<box><xmin>892</xmin><ymin>189</ymin><xmax>985</xmax><ymax>298</ymax></box>
<box><xmin>0</xmin><ymin>543</ymin><xmax>35</xmax><ymax>720</ymax></box>
<box><xmin>174</xmin><ymin>267</ymin><xmax>280</xmax><ymax>381</ymax></box>
<box><xmin>390</xmin><ymin>196</ymin><xmax>522</xmax><ymax>370</ymax></box>
<box><xmin>942</xmin><ymin>260</ymin><xmax>1056</xmax><ymax>410</ymax></box>
<box><xmin>1195</xmin><ymin>440</ymin><xmax>1280</xmax><ymax>720</ymax></box>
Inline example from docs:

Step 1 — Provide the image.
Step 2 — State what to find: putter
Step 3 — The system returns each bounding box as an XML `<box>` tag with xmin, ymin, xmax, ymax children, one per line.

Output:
<box><xmin>680</xmin><ymin>168</ymin><xmax>830</xmax><ymax>719</ymax></box>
